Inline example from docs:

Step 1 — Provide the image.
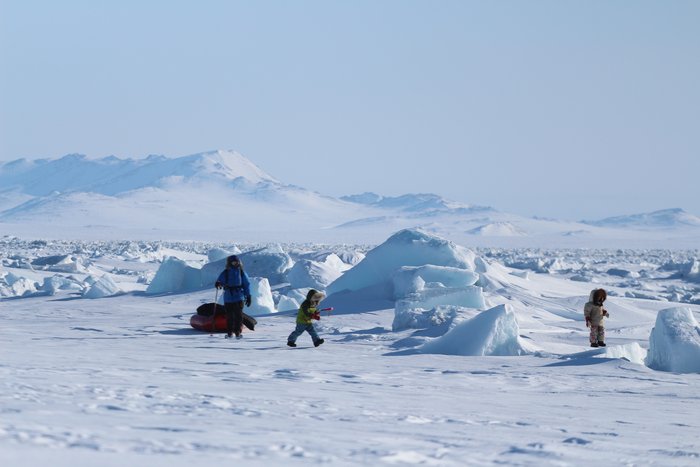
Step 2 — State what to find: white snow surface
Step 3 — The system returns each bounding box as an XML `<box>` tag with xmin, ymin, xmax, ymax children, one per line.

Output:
<box><xmin>2</xmin><ymin>229</ymin><xmax>700</xmax><ymax>466</ymax></box>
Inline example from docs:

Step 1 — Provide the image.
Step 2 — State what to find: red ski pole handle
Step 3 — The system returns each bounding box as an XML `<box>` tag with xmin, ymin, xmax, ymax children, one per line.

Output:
<box><xmin>320</xmin><ymin>307</ymin><xmax>334</xmax><ymax>312</ymax></box>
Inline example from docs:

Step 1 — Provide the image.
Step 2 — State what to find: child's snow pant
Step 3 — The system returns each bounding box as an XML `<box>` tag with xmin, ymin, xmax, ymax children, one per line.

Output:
<box><xmin>590</xmin><ymin>325</ymin><xmax>605</xmax><ymax>344</ymax></box>
<box><xmin>287</xmin><ymin>323</ymin><xmax>321</xmax><ymax>344</ymax></box>
<box><xmin>225</xmin><ymin>301</ymin><xmax>244</xmax><ymax>336</ymax></box>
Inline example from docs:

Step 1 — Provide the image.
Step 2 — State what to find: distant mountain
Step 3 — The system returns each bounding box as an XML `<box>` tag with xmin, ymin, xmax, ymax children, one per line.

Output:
<box><xmin>0</xmin><ymin>150</ymin><xmax>279</xmax><ymax>197</ymax></box>
<box><xmin>341</xmin><ymin>192</ymin><xmax>494</xmax><ymax>214</ymax></box>
<box><xmin>583</xmin><ymin>208</ymin><xmax>700</xmax><ymax>228</ymax></box>
<box><xmin>1</xmin><ymin>150</ymin><xmax>698</xmax><ymax>247</ymax></box>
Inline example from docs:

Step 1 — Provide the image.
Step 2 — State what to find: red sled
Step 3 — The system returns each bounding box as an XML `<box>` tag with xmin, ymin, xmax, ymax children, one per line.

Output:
<box><xmin>190</xmin><ymin>302</ymin><xmax>257</xmax><ymax>333</ymax></box>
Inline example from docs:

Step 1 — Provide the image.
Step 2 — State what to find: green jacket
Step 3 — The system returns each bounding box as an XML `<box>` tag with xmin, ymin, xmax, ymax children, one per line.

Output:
<box><xmin>296</xmin><ymin>305</ymin><xmax>319</xmax><ymax>325</ymax></box>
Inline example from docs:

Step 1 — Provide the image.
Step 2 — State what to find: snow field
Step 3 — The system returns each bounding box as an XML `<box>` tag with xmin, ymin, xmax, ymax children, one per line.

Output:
<box><xmin>2</xmin><ymin>229</ymin><xmax>700</xmax><ymax>465</ymax></box>
<box><xmin>2</xmin><ymin>290</ymin><xmax>700</xmax><ymax>466</ymax></box>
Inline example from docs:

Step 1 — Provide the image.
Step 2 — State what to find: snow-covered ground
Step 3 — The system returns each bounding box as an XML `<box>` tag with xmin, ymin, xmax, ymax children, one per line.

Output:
<box><xmin>2</xmin><ymin>230</ymin><xmax>700</xmax><ymax>466</ymax></box>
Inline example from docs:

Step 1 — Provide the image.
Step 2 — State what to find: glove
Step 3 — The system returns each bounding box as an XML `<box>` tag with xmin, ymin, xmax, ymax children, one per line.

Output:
<box><xmin>215</xmin><ymin>281</ymin><xmax>223</xmax><ymax>290</ymax></box>
<box><xmin>603</xmin><ymin>310</ymin><xmax>609</xmax><ymax>317</ymax></box>
<box><xmin>585</xmin><ymin>317</ymin><xmax>591</xmax><ymax>328</ymax></box>
<box><xmin>245</xmin><ymin>295</ymin><xmax>252</xmax><ymax>307</ymax></box>
<box><xmin>311</xmin><ymin>311</ymin><xmax>321</xmax><ymax>321</ymax></box>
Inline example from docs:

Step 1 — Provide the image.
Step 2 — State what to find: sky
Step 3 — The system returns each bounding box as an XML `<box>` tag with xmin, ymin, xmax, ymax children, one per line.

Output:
<box><xmin>1</xmin><ymin>0</ymin><xmax>699</xmax><ymax>221</ymax></box>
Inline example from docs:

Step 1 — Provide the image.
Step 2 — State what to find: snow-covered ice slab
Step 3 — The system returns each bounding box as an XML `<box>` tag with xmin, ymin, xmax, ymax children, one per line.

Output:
<box><xmin>246</xmin><ymin>277</ymin><xmax>276</xmax><ymax>315</ymax></box>
<box><xmin>328</xmin><ymin>229</ymin><xmax>477</xmax><ymax>295</ymax></box>
<box><xmin>646</xmin><ymin>307</ymin><xmax>700</xmax><ymax>373</ymax></box>
<box><xmin>420</xmin><ymin>304</ymin><xmax>530</xmax><ymax>356</ymax></box>
<box><xmin>83</xmin><ymin>274</ymin><xmax>121</xmax><ymax>299</ymax></box>
<box><xmin>392</xmin><ymin>264</ymin><xmax>479</xmax><ymax>299</ymax></box>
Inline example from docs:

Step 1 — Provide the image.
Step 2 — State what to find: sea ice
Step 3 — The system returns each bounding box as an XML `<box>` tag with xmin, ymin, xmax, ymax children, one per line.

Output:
<box><xmin>83</xmin><ymin>274</ymin><xmax>121</xmax><ymax>299</ymax></box>
<box><xmin>286</xmin><ymin>258</ymin><xmax>342</xmax><ymax>290</ymax></box>
<box><xmin>392</xmin><ymin>304</ymin><xmax>476</xmax><ymax>332</ymax></box>
<box><xmin>645</xmin><ymin>307</ymin><xmax>700</xmax><ymax>373</ymax></box>
<box><xmin>397</xmin><ymin>286</ymin><xmax>486</xmax><ymax>314</ymax></box>
<box><xmin>239</xmin><ymin>245</ymin><xmax>293</xmax><ymax>284</ymax></box>
<box><xmin>146</xmin><ymin>256</ymin><xmax>201</xmax><ymax>294</ymax></box>
<box><xmin>392</xmin><ymin>265</ymin><xmax>479</xmax><ymax>299</ymax></box>
<box><xmin>246</xmin><ymin>277</ymin><xmax>276</xmax><ymax>315</ymax></box>
<box><xmin>276</xmin><ymin>295</ymin><xmax>300</xmax><ymax>312</ymax></box>
<box><xmin>420</xmin><ymin>304</ymin><xmax>528</xmax><ymax>356</ymax></box>
<box><xmin>42</xmin><ymin>274</ymin><xmax>85</xmax><ymax>295</ymax></box>
<box><xmin>328</xmin><ymin>229</ymin><xmax>478</xmax><ymax>296</ymax></box>
<box><xmin>0</xmin><ymin>272</ymin><xmax>38</xmax><ymax>297</ymax></box>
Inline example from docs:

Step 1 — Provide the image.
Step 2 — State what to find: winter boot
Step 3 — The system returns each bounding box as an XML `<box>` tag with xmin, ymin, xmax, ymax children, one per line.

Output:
<box><xmin>225</xmin><ymin>333</ymin><xmax>233</xmax><ymax>339</ymax></box>
<box><xmin>314</xmin><ymin>339</ymin><xmax>325</xmax><ymax>347</ymax></box>
<box><xmin>590</xmin><ymin>342</ymin><xmax>599</xmax><ymax>347</ymax></box>
<box><xmin>287</xmin><ymin>341</ymin><xmax>297</xmax><ymax>347</ymax></box>
<box><xmin>598</xmin><ymin>341</ymin><xmax>606</xmax><ymax>347</ymax></box>
<box><xmin>236</xmin><ymin>334</ymin><xmax>242</xmax><ymax>340</ymax></box>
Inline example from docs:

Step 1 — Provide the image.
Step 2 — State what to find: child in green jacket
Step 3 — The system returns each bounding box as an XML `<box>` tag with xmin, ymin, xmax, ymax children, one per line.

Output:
<box><xmin>287</xmin><ymin>289</ymin><xmax>325</xmax><ymax>348</ymax></box>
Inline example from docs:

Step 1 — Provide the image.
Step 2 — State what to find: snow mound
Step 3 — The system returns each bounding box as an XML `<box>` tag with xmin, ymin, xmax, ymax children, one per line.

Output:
<box><xmin>327</xmin><ymin>229</ymin><xmax>478</xmax><ymax>296</ymax></box>
<box><xmin>83</xmin><ymin>275</ymin><xmax>121</xmax><ymax>299</ymax></box>
<box><xmin>645</xmin><ymin>307</ymin><xmax>700</xmax><ymax>373</ymax></box>
<box><xmin>286</xmin><ymin>258</ymin><xmax>343</xmax><ymax>290</ymax></box>
<box><xmin>599</xmin><ymin>343</ymin><xmax>647</xmax><ymax>365</ymax></box>
<box><xmin>420</xmin><ymin>304</ymin><xmax>528</xmax><ymax>356</ymax></box>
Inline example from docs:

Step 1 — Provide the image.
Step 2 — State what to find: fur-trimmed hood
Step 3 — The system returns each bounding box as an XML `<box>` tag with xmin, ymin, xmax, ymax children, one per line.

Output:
<box><xmin>589</xmin><ymin>288</ymin><xmax>606</xmax><ymax>305</ymax></box>
<box><xmin>306</xmin><ymin>289</ymin><xmax>325</xmax><ymax>302</ymax></box>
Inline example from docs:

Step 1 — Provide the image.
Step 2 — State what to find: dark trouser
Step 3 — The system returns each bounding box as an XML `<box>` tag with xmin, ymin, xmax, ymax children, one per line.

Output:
<box><xmin>225</xmin><ymin>301</ymin><xmax>244</xmax><ymax>336</ymax></box>
<box><xmin>287</xmin><ymin>322</ymin><xmax>320</xmax><ymax>344</ymax></box>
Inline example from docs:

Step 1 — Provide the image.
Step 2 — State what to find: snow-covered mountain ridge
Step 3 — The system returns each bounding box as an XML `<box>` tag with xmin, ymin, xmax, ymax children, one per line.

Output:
<box><xmin>1</xmin><ymin>150</ymin><xmax>699</xmax><ymax>247</ymax></box>
<box><xmin>583</xmin><ymin>208</ymin><xmax>700</xmax><ymax>228</ymax></box>
<box><xmin>0</xmin><ymin>150</ymin><xmax>279</xmax><ymax>196</ymax></box>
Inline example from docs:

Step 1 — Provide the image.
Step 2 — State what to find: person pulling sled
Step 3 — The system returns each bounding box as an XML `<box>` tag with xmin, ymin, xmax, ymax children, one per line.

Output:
<box><xmin>215</xmin><ymin>255</ymin><xmax>252</xmax><ymax>339</ymax></box>
<box><xmin>287</xmin><ymin>289</ymin><xmax>325</xmax><ymax>348</ymax></box>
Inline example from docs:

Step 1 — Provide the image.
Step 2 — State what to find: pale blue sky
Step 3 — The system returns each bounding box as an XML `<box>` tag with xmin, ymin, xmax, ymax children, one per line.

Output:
<box><xmin>1</xmin><ymin>0</ymin><xmax>698</xmax><ymax>220</ymax></box>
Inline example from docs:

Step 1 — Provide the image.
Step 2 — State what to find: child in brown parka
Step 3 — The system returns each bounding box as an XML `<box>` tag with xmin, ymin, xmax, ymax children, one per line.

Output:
<box><xmin>584</xmin><ymin>288</ymin><xmax>610</xmax><ymax>347</ymax></box>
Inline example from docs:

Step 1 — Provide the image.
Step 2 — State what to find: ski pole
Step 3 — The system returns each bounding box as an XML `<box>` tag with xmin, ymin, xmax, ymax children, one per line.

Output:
<box><xmin>211</xmin><ymin>287</ymin><xmax>220</xmax><ymax>335</ymax></box>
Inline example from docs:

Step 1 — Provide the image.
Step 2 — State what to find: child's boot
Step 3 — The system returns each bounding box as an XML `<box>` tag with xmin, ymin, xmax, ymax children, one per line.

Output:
<box><xmin>314</xmin><ymin>339</ymin><xmax>325</xmax><ymax>347</ymax></box>
<box><xmin>598</xmin><ymin>341</ymin><xmax>606</xmax><ymax>347</ymax></box>
<box><xmin>590</xmin><ymin>342</ymin><xmax>599</xmax><ymax>347</ymax></box>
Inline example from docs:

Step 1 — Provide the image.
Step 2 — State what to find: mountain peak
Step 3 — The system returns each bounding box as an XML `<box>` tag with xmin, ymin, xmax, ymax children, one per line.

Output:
<box><xmin>185</xmin><ymin>150</ymin><xmax>279</xmax><ymax>184</ymax></box>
